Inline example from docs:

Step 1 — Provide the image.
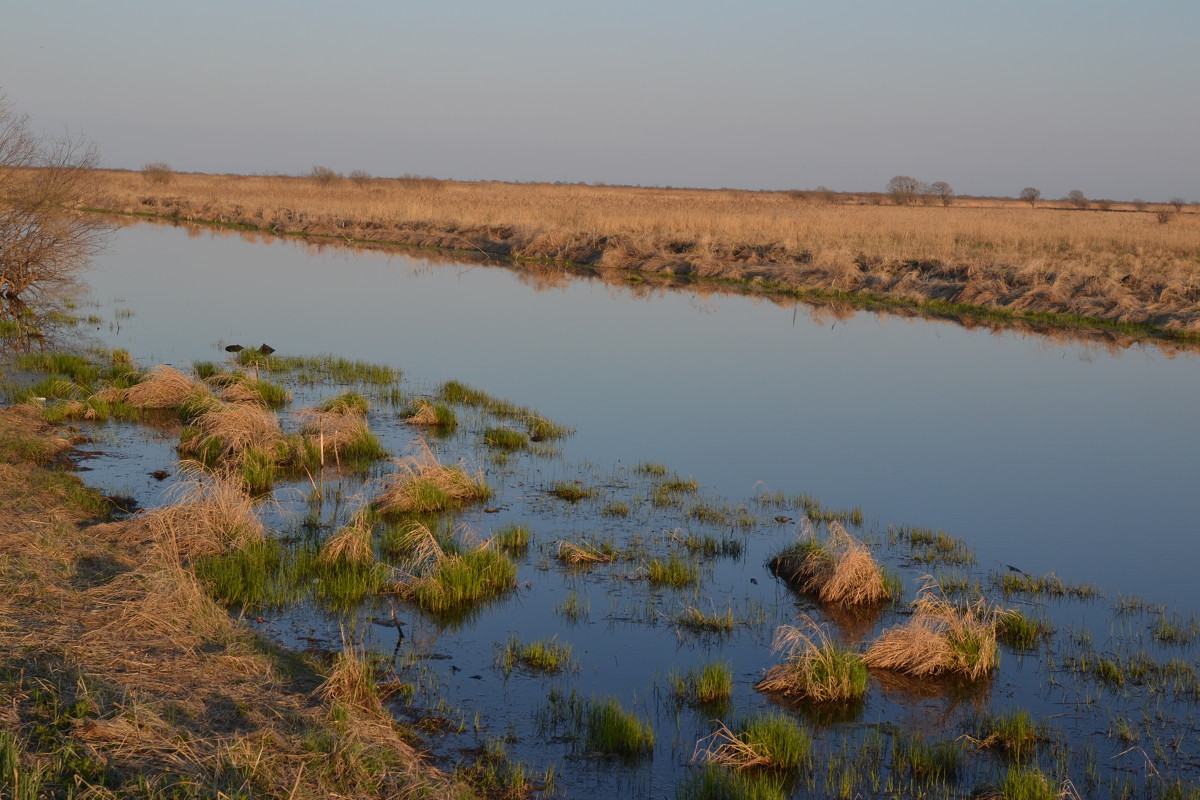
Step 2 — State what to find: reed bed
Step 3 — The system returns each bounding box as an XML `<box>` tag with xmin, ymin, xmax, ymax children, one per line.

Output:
<box><xmin>769</xmin><ymin>521</ymin><xmax>891</xmax><ymax>606</ymax></box>
<box><xmin>91</xmin><ymin>169</ymin><xmax>1200</xmax><ymax>335</ymax></box>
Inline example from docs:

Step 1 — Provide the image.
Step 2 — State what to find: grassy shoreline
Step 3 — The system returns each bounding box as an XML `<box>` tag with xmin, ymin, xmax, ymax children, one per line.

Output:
<box><xmin>0</xmin><ymin>404</ymin><xmax>464</xmax><ymax>799</ymax></box>
<box><xmin>87</xmin><ymin>170</ymin><xmax>1200</xmax><ymax>346</ymax></box>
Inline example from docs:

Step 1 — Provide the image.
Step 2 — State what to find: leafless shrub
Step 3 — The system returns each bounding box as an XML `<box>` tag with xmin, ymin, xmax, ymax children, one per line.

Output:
<box><xmin>1156</xmin><ymin>209</ymin><xmax>1176</xmax><ymax>225</ymax></box>
<box><xmin>887</xmin><ymin>175</ymin><xmax>921</xmax><ymax>206</ymax></box>
<box><xmin>1067</xmin><ymin>190</ymin><xmax>1088</xmax><ymax>210</ymax></box>
<box><xmin>1019</xmin><ymin>187</ymin><xmax>1040</xmax><ymax>207</ymax></box>
<box><xmin>349</xmin><ymin>169</ymin><xmax>372</xmax><ymax>188</ymax></box>
<box><xmin>309</xmin><ymin>165</ymin><xmax>342</xmax><ymax>186</ymax></box>
<box><xmin>1132</xmin><ymin>199</ymin><xmax>1148</xmax><ymax>212</ymax></box>
<box><xmin>141</xmin><ymin>161</ymin><xmax>175</xmax><ymax>185</ymax></box>
<box><xmin>1170</xmin><ymin>197</ymin><xmax>1187</xmax><ymax>212</ymax></box>
<box><xmin>0</xmin><ymin>92</ymin><xmax>110</xmax><ymax>299</ymax></box>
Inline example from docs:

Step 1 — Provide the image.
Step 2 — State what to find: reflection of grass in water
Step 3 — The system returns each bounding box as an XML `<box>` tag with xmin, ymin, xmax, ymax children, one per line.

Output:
<box><xmin>676</xmin><ymin>766</ymin><xmax>785</xmax><ymax>800</ymax></box>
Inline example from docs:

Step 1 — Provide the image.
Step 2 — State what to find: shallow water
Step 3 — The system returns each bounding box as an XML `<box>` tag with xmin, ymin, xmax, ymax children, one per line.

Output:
<box><xmin>29</xmin><ymin>221</ymin><xmax>1200</xmax><ymax>797</ymax></box>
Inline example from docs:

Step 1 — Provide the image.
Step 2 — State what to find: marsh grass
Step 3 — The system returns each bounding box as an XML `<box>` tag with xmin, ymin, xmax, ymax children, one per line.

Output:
<box><xmin>697</xmin><ymin>713</ymin><xmax>811</xmax><ymax>771</ymax></box>
<box><xmin>500</xmin><ymin>636</ymin><xmax>574</xmax><ymax>675</ymax></box>
<box><xmin>585</xmin><ymin>697</ymin><xmax>654</xmax><ymax>759</ymax></box>
<box><xmin>556</xmin><ymin>590</ymin><xmax>589</xmax><ymax>622</ymax></box>
<box><xmin>547</xmin><ymin>480</ymin><xmax>595</xmax><ymax>502</ymax></box>
<box><xmin>374</xmin><ymin>449</ymin><xmax>490</xmax><ymax>516</ymax></box>
<box><xmin>769</xmin><ymin>522</ymin><xmax>891</xmax><ymax>606</ymax></box>
<box><xmin>124</xmin><ymin>364</ymin><xmax>207</xmax><ymax>410</ymax></box>
<box><xmin>755</xmin><ymin>618</ymin><xmax>868</xmax><ymax>703</ymax></box>
<box><xmin>675</xmin><ymin>531</ymin><xmax>744</xmax><ymax>559</ymax></box>
<box><xmin>966</xmin><ymin>710</ymin><xmax>1046</xmax><ymax>761</ymax></box>
<box><xmin>676</xmin><ymin>766</ymin><xmax>786</xmax><ymax>800</ymax></box>
<box><xmin>144</xmin><ymin>467</ymin><xmax>266</xmax><ymax>558</ymax></box>
<box><xmin>675</xmin><ymin>605</ymin><xmax>736</xmax><ymax>635</ymax></box>
<box><xmin>319</xmin><ymin>391</ymin><xmax>370</xmax><ymax>414</ymax></box>
<box><xmin>483</xmin><ymin>427</ymin><xmax>529</xmax><ymax>451</ymax></box>
<box><xmin>890</xmin><ymin>525</ymin><xmax>975</xmax><ymax>565</ymax></box>
<box><xmin>994</xmin><ymin>765</ymin><xmax>1059</xmax><ymax>800</ymax></box>
<box><xmin>492</xmin><ymin>522</ymin><xmax>530</xmax><ymax>554</ymax></box>
<box><xmin>1153</xmin><ymin>612</ymin><xmax>1200</xmax><ymax>646</ymax></box>
<box><xmin>217</xmin><ymin>374</ymin><xmax>290</xmax><ymax>408</ymax></box>
<box><xmin>299</xmin><ymin>406</ymin><xmax>386</xmax><ymax>465</ymax></box>
<box><xmin>669</xmin><ymin>662</ymin><xmax>733</xmax><ymax>706</ymax></box>
<box><xmin>403</xmin><ymin>400</ymin><xmax>458</xmax><ymax>430</ymax></box>
<box><xmin>635</xmin><ymin>462</ymin><xmax>670</xmax><ymax>477</ymax></box>
<box><xmin>646</xmin><ymin>554</ymin><xmax>700</xmax><ymax>588</ymax></box>
<box><xmin>437</xmin><ymin>380</ymin><xmax>572</xmax><ymax>439</ymax></box>
<box><xmin>891</xmin><ymin>734</ymin><xmax>962</xmax><ymax>784</ymax></box>
<box><xmin>194</xmin><ymin>539</ymin><xmax>298</xmax><ymax>608</ymax></box>
<box><xmin>998</xmin><ymin>570</ymin><xmax>1100</xmax><ymax>599</ymax></box>
<box><xmin>601</xmin><ymin>500</ymin><xmax>630</xmax><ymax>517</ymax></box>
<box><xmin>864</xmin><ymin>583</ymin><xmax>1000</xmax><ymax>680</ymax></box>
<box><xmin>997</xmin><ymin>610</ymin><xmax>1055</xmax><ymax>650</ymax></box>
<box><xmin>394</xmin><ymin>532</ymin><xmax>516</xmax><ymax>618</ymax></box>
<box><xmin>556</xmin><ymin>539</ymin><xmax>617</xmax><ymax>565</ymax></box>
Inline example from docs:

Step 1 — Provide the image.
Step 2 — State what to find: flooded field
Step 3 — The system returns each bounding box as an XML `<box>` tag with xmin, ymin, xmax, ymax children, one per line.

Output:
<box><xmin>6</xmin><ymin>221</ymin><xmax>1200</xmax><ymax>799</ymax></box>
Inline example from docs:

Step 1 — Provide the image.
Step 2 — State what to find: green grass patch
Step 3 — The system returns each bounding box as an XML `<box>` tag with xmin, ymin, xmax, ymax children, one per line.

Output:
<box><xmin>585</xmin><ymin>697</ymin><xmax>654</xmax><ymax>759</ymax></box>
<box><xmin>973</xmin><ymin>710</ymin><xmax>1045</xmax><ymax>761</ymax></box>
<box><xmin>492</xmin><ymin>522</ymin><xmax>531</xmax><ymax>554</ymax></box>
<box><xmin>669</xmin><ymin>662</ymin><xmax>733</xmax><ymax>706</ymax></box>
<box><xmin>635</xmin><ymin>461</ymin><xmax>670</xmax><ymax>477</ymax></box>
<box><xmin>601</xmin><ymin>500</ymin><xmax>630</xmax><ymax>517</ymax></box>
<box><xmin>890</xmin><ymin>525</ymin><xmax>975</xmax><ymax>564</ymax></box>
<box><xmin>891</xmin><ymin>734</ymin><xmax>962</xmax><ymax>784</ymax></box>
<box><xmin>318</xmin><ymin>391</ymin><xmax>370</xmax><ymax>414</ymax></box>
<box><xmin>678</xmin><ymin>532</ymin><xmax>744</xmax><ymax>559</ymax></box>
<box><xmin>646</xmin><ymin>554</ymin><xmax>699</xmax><ymax>588</ymax></box>
<box><xmin>400</xmin><ymin>547</ymin><xmax>517</xmax><ymax>619</ymax></box>
<box><xmin>500</xmin><ymin>637</ymin><xmax>574</xmax><ymax>675</ymax></box>
<box><xmin>675</xmin><ymin>605</ymin><xmax>736</xmax><ymax>635</ymax></box>
<box><xmin>483</xmin><ymin>426</ymin><xmax>529</xmax><ymax>451</ymax></box>
<box><xmin>995</xmin><ymin>765</ymin><xmax>1058</xmax><ymax>800</ymax></box>
<box><xmin>676</xmin><ymin>766</ymin><xmax>786</xmax><ymax>800</ymax></box>
<box><xmin>999</xmin><ymin>570</ymin><xmax>1100</xmax><ymax>599</ymax></box>
<box><xmin>556</xmin><ymin>590</ymin><xmax>590</xmax><ymax>622</ymax></box>
<box><xmin>548</xmin><ymin>480</ymin><xmax>595</xmax><ymax>502</ymax></box>
<box><xmin>997</xmin><ymin>610</ymin><xmax>1055</xmax><ymax>650</ymax></box>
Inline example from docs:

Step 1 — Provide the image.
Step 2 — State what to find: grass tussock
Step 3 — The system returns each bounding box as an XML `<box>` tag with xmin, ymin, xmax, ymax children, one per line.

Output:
<box><xmin>676</xmin><ymin>766</ymin><xmax>786</xmax><ymax>800</ymax></box>
<box><xmin>864</xmin><ymin>582</ymin><xmax>1001</xmax><ymax>680</ymax></box>
<box><xmin>389</xmin><ymin>523</ymin><xmax>516</xmax><ymax>617</ymax></box>
<box><xmin>547</xmin><ymin>480</ymin><xmax>595</xmax><ymax>502</ymax></box>
<box><xmin>403</xmin><ymin>400</ymin><xmax>457</xmax><ymax>429</ymax></box>
<box><xmin>183</xmin><ymin>402</ymin><xmax>283</xmax><ymax>463</ymax></box>
<box><xmin>500</xmin><ymin>636</ymin><xmax>574</xmax><ymax>675</ymax></box>
<box><xmin>556</xmin><ymin>539</ymin><xmax>616</xmax><ymax>565</ymax></box>
<box><xmin>124</xmin><ymin>364</ymin><xmax>207</xmax><ymax>409</ymax></box>
<box><xmin>320</xmin><ymin>513</ymin><xmax>376</xmax><ymax>567</ymax></box>
<box><xmin>299</xmin><ymin>405</ymin><xmax>386</xmax><ymax>464</ymax></box>
<box><xmin>374</xmin><ymin>449</ymin><xmax>490</xmax><ymax>516</ymax></box>
<box><xmin>965</xmin><ymin>709</ymin><xmax>1046</xmax><ymax>761</ymax></box>
<box><xmin>755</xmin><ymin>617</ymin><xmax>868</xmax><ymax>703</ymax></box>
<box><xmin>585</xmin><ymin>697</ymin><xmax>654</xmax><ymax>759</ymax></box>
<box><xmin>670</xmin><ymin>662</ymin><xmax>733</xmax><ymax>706</ymax></box>
<box><xmin>141</xmin><ymin>467</ymin><xmax>266</xmax><ymax>559</ymax></box>
<box><xmin>646</xmin><ymin>554</ymin><xmax>700</xmax><ymax>588</ymax></box>
<box><xmin>769</xmin><ymin>521</ymin><xmax>891</xmax><ymax>606</ymax></box>
<box><xmin>696</xmin><ymin>712</ymin><xmax>811</xmax><ymax>771</ymax></box>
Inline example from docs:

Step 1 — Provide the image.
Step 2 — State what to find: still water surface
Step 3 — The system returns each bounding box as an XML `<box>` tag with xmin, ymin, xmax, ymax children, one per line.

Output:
<box><xmin>86</xmin><ymin>222</ymin><xmax>1199</xmax><ymax>603</ymax></box>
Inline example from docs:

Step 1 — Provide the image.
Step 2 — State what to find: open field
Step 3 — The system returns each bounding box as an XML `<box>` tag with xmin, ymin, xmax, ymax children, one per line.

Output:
<box><xmin>89</xmin><ymin>170</ymin><xmax>1200</xmax><ymax>339</ymax></box>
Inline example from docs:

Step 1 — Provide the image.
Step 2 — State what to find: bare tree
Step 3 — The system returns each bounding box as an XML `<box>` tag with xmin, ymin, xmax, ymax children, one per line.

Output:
<box><xmin>1019</xmin><ymin>187</ymin><xmax>1041</xmax><ymax>207</ymax></box>
<box><xmin>1067</xmin><ymin>189</ymin><xmax>1088</xmax><ymax>209</ymax></box>
<box><xmin>887</xmin><ymin>175</ymin><xmax>921</xmax><ymax>206</ymax></box>
<box><xmin>1132</xmin><ymin>199</ymin><xmax>1148</xmax><ymax>212</ymax></box>
<box><xmin>0</xmin><ymin>95</ymin><xmax>109</xmax><ymax>300</ymax></box>
<box><xmin>1170</xmin><ymin>197</ymin><xmax>1187</xmax><ymax>212</ymax></box>
<box><xmin>929</xmin><ymin>181</ymin><xmax>954</xmax><ymax>207</ymax></box>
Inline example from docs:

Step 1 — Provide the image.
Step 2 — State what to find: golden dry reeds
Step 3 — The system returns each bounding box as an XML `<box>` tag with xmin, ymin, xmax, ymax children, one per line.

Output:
<box><xmin>373</xmin><ymin>448</ymin><xmax>489</xmax><ymax>516</ymax></box>
<box><xmin>319</xmin><ymin>641</ymin><xmax>384</xmax><ymax>715</ymax></box>
<box><xmin>124</xmin><ymin>364</ymin><xmax>206</xmax><ymax>409</ymax></box>
<box><xmin>88</xmin><ymin>169</ymin><xmax>1200</xmax><ymax>335</ymax></box>
<box><xmin>772</xmin><ymin>521</ymin><xmax>890</xmax><ymax>606</ymax></box>
<box><xmin>189</xmin><ymin>402</ymin><xmax>283</xmax><ymax>461</ymax></box>
<box><xmin>403</xmin><ymin>401</ymin><xmax>438</xmax><ymax>426</ymax></box>
<box><xmin>141</xmin><ymin>466</ymin><xmax>266</xmax><ymax>559</ymax></box>
<box><xmin>864</xmin><ymin>581</ymin><xmax>1001</xmax><ymax>681</ymax></box>
<box><xmin>320</xmin><ymin>512</ymin><xmax>376</xmax><ymax>566</ymax></box>
<box><xmin>298</xmin><ymin>405</ymin><xmax>380</xmax><ymax>464</ymax></box>
<box><xmin>556</xmin><ymin>540</ymin><xmax>615</xmax><ymax>565</ymax></box>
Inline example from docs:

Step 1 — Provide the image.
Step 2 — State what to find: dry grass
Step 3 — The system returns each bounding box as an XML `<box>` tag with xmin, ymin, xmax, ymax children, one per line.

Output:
<box><xmin>755</xmin><ymin>617</ymin><xmax>869</xmax><ymax>703</ymax></box>
<box><xmin>124</xmin><ymin>364</ymin><xmax>206</xmax><ymax>409</ymax></box>
<box><xmin>864</xmin><ymin>580</ymin><xmax>1001</xmax><ymax>681</ymax></box>
<box><xmin>556</xmin><ymin>540</ymin><xmax>615</xmax><ymax>565</ymax></box>
<box><xmin>140</xmin><ymin>466</ymin><xmax>266</xmax><ymax>558</ymax></box>
<box><xmin>374</xmin><ymin>447</ymin><xmax>490</xmax><ymax>516</ymax></box>
<box><xmin>771</xmin><ymin>521</ymin><xmax>891</xmax><ymax>606</ymax></box>
<box><xmin>320</xmin><ymin>512</ymin><xmax>376</xmax><ymax>566</ymax></box>
<box><xmin>89</xmin><ymin>169</ymin><xmax>1200</xmax><ymax>335</ymax></box>
<box><xmin>189</xmin><ymin>402</ymin><xmax>283</xmax><ymax>460</ymax></box>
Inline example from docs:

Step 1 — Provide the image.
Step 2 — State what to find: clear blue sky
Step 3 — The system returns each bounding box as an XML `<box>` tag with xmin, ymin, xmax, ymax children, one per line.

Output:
<box><xmin>3</xmin><ymin>0</ymin><xmax>1196</xmax><ymax>200</ymax></box>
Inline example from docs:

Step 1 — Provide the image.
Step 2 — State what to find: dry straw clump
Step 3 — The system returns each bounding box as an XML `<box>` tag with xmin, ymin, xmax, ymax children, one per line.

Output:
<box><xmin>298</xmin><ymin>405</ymin><xmax>382</xmax><ymax>464</ymax></box>
<box><xmin>189</xmin><ymin>402</ymin><xmax>283</xmax><ymax>461</ymax></box>
<box><xmin>770</xmin><ymin>521</ymin><xmax>891</xmax><ymax>606</ymax></box>
<box><xmin>124</xmin><ymin>365</ymin><xmax>207</xmax><ymax>409</ymax></box>
<box><xmin>556</xmin><ymin>540</ymin><xmax>616</xmax><ymax>565</ymax></box>
<box><xmin>141</xmin><ymin>467</ymin><xmax>266</xmax><ymax>559</ymax></box>
<box><xmin>319</xmin><ymin>512</ymin><xmax>376</xmax><ymax>566</ymax></box>
<box><xmin>755</xmin><ymin>616</ymin><xmax>869</xmax><ymax>703</ymax></box>
<box><xmin>864</xmin><ymin>580</ymin><xmax>1001</xmax><ymax>681</ymax></box>
<box><xmin>374</xmin><ymin>448</ymin><xmax>490</xmax><ymax>516</ymax></box>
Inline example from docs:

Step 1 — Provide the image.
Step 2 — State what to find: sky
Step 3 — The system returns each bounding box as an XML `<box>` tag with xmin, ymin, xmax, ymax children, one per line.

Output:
<box><xmin>2</xmin><ymin>0</ymin><xmax>1197</xmax><ymax>200</ymax></box>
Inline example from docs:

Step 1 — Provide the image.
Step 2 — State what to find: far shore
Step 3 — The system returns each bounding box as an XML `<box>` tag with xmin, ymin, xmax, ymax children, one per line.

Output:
<box><xmin>86</xmin><ymin>170</ymin><xmax>1200</xmax><ymax>344</ymax></box>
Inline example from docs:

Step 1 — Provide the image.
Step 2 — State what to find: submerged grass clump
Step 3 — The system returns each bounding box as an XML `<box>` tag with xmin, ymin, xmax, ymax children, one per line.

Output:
<box><xmin>585</xmin><ymin>698</ymin><xmax>654</xmax><ymax>759</ymax></box>
<box><xmin>755</xmin><ymin>618</ymin><xmax>868</xmax><ymax>703</ymax></box>
<box><xmin>998</xmin><ymin>570</ymin><xmax>1100</xmax><ymax>599</ymax></box>
<box><xmin>769</xmin><ymin>522</ymin><xmax>891</xmax><ymax>606</ymax></box>
<box><xmin>675</xmin><ymin>605</ymin><xmax>736</xmax><ymax>635</ymax></box>
<box><xmin>697</xmin><ymin>712</ymin><xmax>811</xmax><ymax>771</ymax></box>
<box><xmin>890</xmin><ymin>525</ymin><xmax>975</xmax><ymax>565</ymax></box>
<box><xmin>483</xmin><ymin>426</ymin><xmax>529</xmax><ymax>451</ymax></box>
<box><xmin>864</xmin><ymin>583</ymin><xmax>1000</xmax><ymax>680</ymax></box>
<box><xmin>997</xmin><ymin>610</ymin><xmax>1055</xmax><ymax>650</ymax></box>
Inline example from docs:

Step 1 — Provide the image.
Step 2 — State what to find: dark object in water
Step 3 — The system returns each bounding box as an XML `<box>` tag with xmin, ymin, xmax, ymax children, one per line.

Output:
<box><xmin>259</xmin><ymin>343</ymin><xmax>276</xmax><ymax>355</ymax></box>
<box><xmin>150</xmin><ymin>469</ymin><xmax>170</xmax><ymax>481</ymax></box>
<box><xmin>774</xmin><ymin>515</ymin><xmax>793</xmax><ymax>524</ymax></box>
<box><xmin>1007</xmin><ymin>564</ymin><xmax>1026</xmax><ymax>574</ymax></box>
<box><xmin>224</xmin><ymin>344</ymin><xmax>244</xmax><ymax>353</ymax></box>
<box><xmin>529</xmin><ymin>433</ymin><xmax>546</xmax><ymax>442</ymax></box>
